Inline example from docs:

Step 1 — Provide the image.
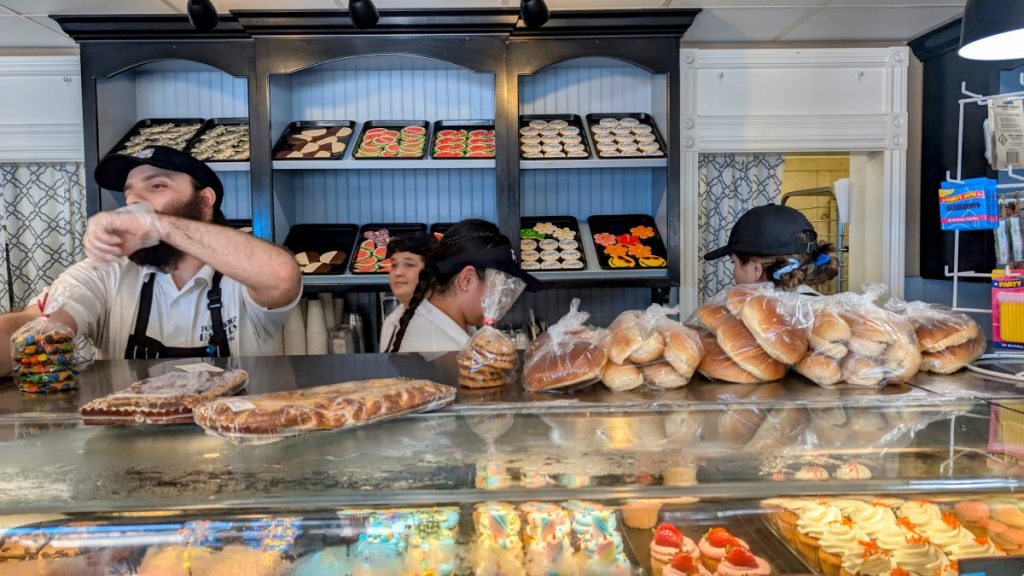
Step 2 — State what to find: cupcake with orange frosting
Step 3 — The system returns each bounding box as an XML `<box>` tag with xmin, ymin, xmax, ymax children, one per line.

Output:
<box><xmin>698</xmin><ymin>528</ymin><xmax>748</xmax><ymax>573</ymax></box>
<box><xmin>851</xmin><ymin>503</ymin><xmax>899</xmax><ymax>541</ymax></box>
<box><xmin>713</xmin><ymin>545</ymin><xmax>771</xmax><ymax>576</ymax></box>
<box><xmin>840</xmin><ymin>540</ymin><xmax>893</xmax><ymax>576</ymax></box>
<box><xmin>818</xmin><ymin>519</ymin><xmax>866</xmax><ymax>576</ymax></box>
<box><xmin>891</xmin><ymin>534</ymin><xmax>949</xmax><ymax>576</ymax></box>
<box><xmin>897</xmin><ymin>501</ymin><xmax>944</xmax><ymax>528</ymax></box>
<box><xmin>664</xmin><ymin>552</ymin><xmax>711</xmax><ymax>576</ymax></box>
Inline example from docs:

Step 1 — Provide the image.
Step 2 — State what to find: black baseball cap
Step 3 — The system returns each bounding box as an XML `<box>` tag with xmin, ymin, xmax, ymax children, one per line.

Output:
<box><xmin>95</xmin><ymin>146</ymin><xmax>224</xmax><ymax>216</ymax></box>
<box><xmin>435</xmin><ymin>246</ymin><xmax>545</xmax><ymax>292</ymax></box>
<box><xmin>704</xmin><ymin>204</ymin><xmax>818</xmax><ymax>261</ymax></box>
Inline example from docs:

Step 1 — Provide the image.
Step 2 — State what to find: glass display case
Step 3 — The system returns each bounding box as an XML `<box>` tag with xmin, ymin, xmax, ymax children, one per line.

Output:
<box><xmin>1</xmin><ymin>354</ymin><xmax>1022</xmax><ymax>575</ymax></box>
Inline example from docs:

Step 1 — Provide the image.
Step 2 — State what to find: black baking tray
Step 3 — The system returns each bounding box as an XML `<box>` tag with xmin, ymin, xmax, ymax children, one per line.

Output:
<box><xmin>585</xmin><ymin>112</ymin><xmax>668</xmax><ymax>159</ymax></box>
<box><xmin>187</xmin><ymin>117</ymin><xmax>250</xmax><ymax>162</ymax></box>
<box><xmin>430</xmin><ymin>222</ymin><xmax>455</xmax><ymax>241</ymax></box>
<box><xmin>104</xmin><ymin>117</ymin><xmax>206</xmax><ymax>158</ymax></box>
<box><xmin>518</xmin><ymin>114</ymin><xmax>592</xmax><ymax>160</ymax></box>
<box><xmin>350</xmin><ymin>223</ymin><xmax>428</xmax><ymax>274</ymax></box>
<box><xmin>587</xmin><ymin>214</ymin><xmax>668</xmax><ymax>270</ymax></box>
<box><xmin>272</xmin><ymin>120</ymin><xmax>356</xmax><ymax>161</ymax></box>
<box><xmin>283</xmin><ymin>224</ymin><xmax>359</xmax><ymax>275</ymax></box>
<box><xmin>520</xmin><ymin>215</ymin><xmax>588</xmax><ymax>272</ymax></box>
<box><xmin>352</xmin><ymin>120</ymin><xmax>430</xmax><ymax>160</ymax></box>
<box><xmin>429</xmin><ymin>120</ymin><xmax>496</xmax><ymax>160</ymax></box>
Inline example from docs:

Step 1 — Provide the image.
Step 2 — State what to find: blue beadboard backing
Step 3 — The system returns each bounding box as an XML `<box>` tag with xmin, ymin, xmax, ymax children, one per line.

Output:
<box><xmin>220</xmin><ymin>172</ymin><xmax>252</xmax><ymax>219</ymax></box>
<box><xmin>283</xmin><ymin>169</ymin><xmax>496</xmax><ymax>226</ymax></box>
<box><xmin>521</xmin><ymin>168</ymin><xmax>658</xmax><ymax>219</ymax></box>
<box><xmin>134</xmin><ymin>70</ymin><xmax>249</xmax><ymax>120</ymax></box>
<box><xmin>285</xmin><ymin>65</ymin><xmax>495</xmax><ymax>122</ymax></box>
<box><xmin>507</xmin><ymin>288</ymin><xmax>655</xmax><ymax>329</ymax></box>
<box><xmin>520</xmin><ymin>57</ymin><xmax>657</xmax><ymax>117</ymax></box>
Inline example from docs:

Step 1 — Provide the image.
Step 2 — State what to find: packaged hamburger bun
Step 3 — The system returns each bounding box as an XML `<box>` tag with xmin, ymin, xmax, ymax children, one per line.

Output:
<box><xmin>829</xmin><ymin>286</ymin><xmax>921</xmax><ymax>386</ymax></box>
<box><xmin>602</xmin><ymin>304</ymin><xmax>704</xmax><ymax>392</ymax></box>
<box><xmin>457</xmin><ymin>269</ymin><xmax>526</xmax><ymax>389</ymax></box>
<box><xmin>523</xmin><ymin>299</ymin><xmax>608</xmax><ymax>392</ymax></box>
<box><xmin>887</xmin><ymin>299</ymin><xmax>986</xmax><ymax>374</ymax></box>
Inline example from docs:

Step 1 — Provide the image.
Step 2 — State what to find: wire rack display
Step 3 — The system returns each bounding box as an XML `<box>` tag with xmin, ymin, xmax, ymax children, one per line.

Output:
<box><xmin>782</xmin><ymin>186</ymin><xmax>848</xmax><ymax>295</ymax></box>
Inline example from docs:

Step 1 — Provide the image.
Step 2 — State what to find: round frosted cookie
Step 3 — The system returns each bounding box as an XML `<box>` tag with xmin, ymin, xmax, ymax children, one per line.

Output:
<box><xmin>636</xmin><ymin>133</ymin><xmax>657</xmax><ymax>143</ymax></box>
<box><xmin>521</xmin><ymin>135</ymin><xmax>542</xmax><ymax>145</ymax></box>
<box><xmin>561</xmin><ymin>135</ymin><xmax>583</xmax><ymax>145</ymax></box>
<box><xmin>521</xmin><ymin>260</ymin><xmax>541</xmax><ymax>271</ymax></box>
<box><xmin>615</xmin><ymin>134</ymin><xmax>637</xmax><ymax>144</ymax></box>
<box><xmin>542</xmin><ymin>144</ymin><xmax>563</xmax><ymax>153</ymax></box>
<box><xmin>520</xmin><ymin>126</ymin><xmax>539</xmax><ymax>136</ymax></box>
<box><xmin>521</xmin><ymin>250</ymin><xmax>540</xmax><ymax>261</ymax></box>
<box><xmin>567</xmin><ymin>150</ymin><xmax>589</xmax><ymax>158</ymax></box>
<box><xmin>564</xmin><ymin>144</ymin><xmax>586</xmax><ymax>153</ymax></box>
<box><xmin>524</xmin><ymin>152</ymin><xmax>544</xmax><ymax>159</ymax></box>
<box><xmin>521</xmin><ymin>144</ymin><xmax>542</xmax><ymax>154</ymax></box>
<box><xmin>599</xmin><ymin>117</ymin><xmax>619</xmax><ymax>127</ymax></box>
<box><xmin>620</xmin><ymin>117</ymin><xmax>641</xmax><ymax>127</ymax></box>
<box><xmin>562</xmin><ymin>259</ymin><xmax>585</xmax><ymax>270</ymax></box>
<box><xmin>642</xmin><ymin>149</ymin><xmax>664</xmax><ymax>156</ymax></box>
<box><xmin>601</xmin><ymin>149</ymin><xmax>621</xmax><ymax>157</ymax></box>
<box><xmin>639</xmin><ymin>142</ymin><xmax>661</xmax><ymax>152</ymax></box>
<box><xmin>549</xmin><ymin>119</ymin><xmax>569</xmax><ymax>129</ymax></box>
<box><xmin>618</xmin><ymin>142</ymin><xmax>639</xmax><ymax>152</ymax></box>
<box><xmin>529</xmin><ymin>120</ymin><xmax>549</xmax><ymax>129</ymax></box>
<box><xmin>559</xmin><ymin>239</ymin><xmax>579</xmax><ymax>250</ymax></box>
<box><xmin>612</xmin><ymin>127</ymin><xmax>632</xmax><ymax>135</ymax></box>
<box><xmin>540</xmin><ymin>249</ymin><xmax>560</xmax><ymax>261</ymax></box>
<box><xmin>544</xmin><ymin>151</ymin><xmax>566</xmax><ymax>158</ymax></box>
<box><xmin>597</xmin><ymin>142</ymin><xmax>618</xmax><ymax>152</ymax></box>
<box><xmin>540</xmin><ymin>260</ymin><xmax>563</xmax><ymax>270</ymax></box>
<box><xmin>560</xmin><ymin>249</ymin><xmax>582</xmax><ymax>261</ymax></box>
<box><xmin>621</xmin><ymin>150</ymin><xmax>642</xmax><ymax>157</ymax></box>
<box><xmin>539</xmin><ymin>127</ymin><xmax>560</xmax><ymax>137</ymax></box>
<box><xmin>591</xmin><ymin>125</ymin><xmax>612</xmax><ymax>135</ymax></box>
<box><xmin>560</xmin><ymin>126</ymin><xmax>580</xmax><ymax>136</ymax></box>
<box><xmin>594</xmin><ymin>133</ymin><xmax>616</xmax><ymax>143</ymax></box>
<box><xmin>521</xmin><ymin>239</ymin><xmax>538</xmax><ymax>251</ymax></box>
<box><xmin>539</xmin><ymin>239</ymin><xmax>559</xmax><ymax>250</ymax></box>
<box><xmin>634</xmin><ymin>124</ymin><xmax>653</xmax><ymax>134</ymax></box>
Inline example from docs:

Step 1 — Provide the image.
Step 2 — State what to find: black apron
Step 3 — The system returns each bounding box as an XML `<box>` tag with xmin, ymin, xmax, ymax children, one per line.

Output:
<box><xmin>124</xmin><ymin>272</ymin><xmax>231</xmax><ymax>359</ymax></box>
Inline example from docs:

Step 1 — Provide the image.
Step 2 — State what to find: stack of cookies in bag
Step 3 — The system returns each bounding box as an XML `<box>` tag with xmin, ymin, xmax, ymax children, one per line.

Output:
<box><xmin>12</xmin><ymin>331</ymin><xmax>77</xmax><ymax>393</ymax></box>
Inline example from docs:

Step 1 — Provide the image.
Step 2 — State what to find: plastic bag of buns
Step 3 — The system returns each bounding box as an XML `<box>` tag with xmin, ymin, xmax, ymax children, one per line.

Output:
<box><xmin>602</xmin><ymin>304</ymin><xmax>704</xmax><ymax>392</ymax></box>
<box><xmin>10</xmin><ymin>287</ymin><xmax>80</xmax><ymax>393</ymax></box>
<box><xmin>826</xmin><ymin>285</ymin><xmax>921</xmax><ymax>386</ymax></box>
<box><xmin>524</xmin><ymin>299</ymin><xmax>608</xmax><ymax>392</ymax></box>
<box><xmin>457</xmin><ymin>269</ymin><xmax>526</xmax><ymax>389</ymax></box>
<box><xmin>793</xmin><ymin>300</ymin><xmax>852</xmax><ymax>387</ymax></box>
<box><xmin>887</xmin><ymin>299</ymin><xmax>986</xmax><ymax>374</ymax></box>
<box><xmin>690</xmin><ymin>283</ymin><xmax>811</xmax><ymax>383</ymax></box>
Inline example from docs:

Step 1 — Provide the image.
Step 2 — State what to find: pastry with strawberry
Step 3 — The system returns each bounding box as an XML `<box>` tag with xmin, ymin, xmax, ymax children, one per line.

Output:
<box><xmin>651</xmin><ymin>523</ymin><xmax>700</xmax><ymax>576</ymax></box>
<box><xmin>714</xmin><ymin>546</ymin><xmax>772</xmax><ymax>576</ymax></box>
<box><xmin>664</xmin><ymin>552</ymin><xmax>712</xmax><ymax>576</ymax></box>
<box><xmin>698</xmin><ymin>527</ymin><xmax>749</xmax><ymax>572</ymax></box>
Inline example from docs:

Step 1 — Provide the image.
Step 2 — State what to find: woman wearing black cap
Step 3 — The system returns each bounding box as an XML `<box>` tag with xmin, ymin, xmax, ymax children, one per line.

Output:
<box><xmin>385</xmin><ymin>219</ymin><xmax>542</xmax><ymax>353</ymax></box>
<box><xmin>704</xmin><ymin>204</ymin><xmax>839</xmax><ymax>293</ymax></box>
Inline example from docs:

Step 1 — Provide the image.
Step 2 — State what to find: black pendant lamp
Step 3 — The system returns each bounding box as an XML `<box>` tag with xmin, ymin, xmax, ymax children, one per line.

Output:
<box><xmin>349</xmin><ymin>0</ymin><xmax>380</xmax><ymax>30</ymax></box>
<box><xmin>186</xmin><ymin>0</ymin><xmax>219</xmax><ymax>32</ymax></box>
<box><xmin>959</xmin><ymin>0</ymin><xmax>1024</xmax><ymax>60</ymax></box>
<box><xmin>521</xmin><ymin>0</ymin><xmax>550</xmax><ymax>29</ymax></box>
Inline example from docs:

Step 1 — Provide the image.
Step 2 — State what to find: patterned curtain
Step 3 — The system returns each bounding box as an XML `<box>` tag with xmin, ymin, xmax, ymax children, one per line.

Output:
<box><xmin>698</xmin><ymin>153</ymin><xmax>786</xmax><ymax>301</ymax></box>
<box><xmin>0</xmin><ymin>163</ymin><xmax>87</xmax><ymax>313</ymax></box>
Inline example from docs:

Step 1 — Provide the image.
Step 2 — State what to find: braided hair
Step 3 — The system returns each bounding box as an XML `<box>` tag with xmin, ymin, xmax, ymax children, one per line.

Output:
<box><xmin>734</xmin><ymin>231</ymin><xmax>839</xmax><ymax>291</ymax></box>
<box><xmin>387</xmin><ymin>219</ymin><xmax>511</xmax><ymax>353</ymax></box>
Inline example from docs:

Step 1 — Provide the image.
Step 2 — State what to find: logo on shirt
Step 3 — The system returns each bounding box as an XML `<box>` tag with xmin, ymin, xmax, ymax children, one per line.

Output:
<box><xmin>199</xmin><ymin>315</ymin><xmax>239</xmax><ymax>343</ymax></box>
<box><xmin>135</xmin><ymin>147</ymin><xmax>155</xmax><ymax>159</ymax></box>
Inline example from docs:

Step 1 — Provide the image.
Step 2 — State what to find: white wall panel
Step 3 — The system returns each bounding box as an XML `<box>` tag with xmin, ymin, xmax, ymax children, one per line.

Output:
<box><xmin>288</xmin><ymin>68</ymin><xmax>495</xmax><ymax>122</ymax></box>
<box><xmin>134</xmin><ymin>71</ymin><xmax>249</xmax><ymax>119</ymax></box>
<box><xmin>220</xmin><ymin>172</ymin><xmax>252</xmax><ymax>219</ymax></box>
<box><xmin>286</xmin><ymin>169</ymin><xmax>496</xmax><ymax>226</ymax></box>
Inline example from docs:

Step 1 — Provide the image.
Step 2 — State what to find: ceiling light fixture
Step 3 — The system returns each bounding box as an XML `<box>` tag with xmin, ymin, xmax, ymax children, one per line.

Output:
<box><xmin>959</xmin><ymin>0</ymin><xmax>1024</xmax><ymax>61</ymax></box>
<box><xmin>520</xmin><ymin>0</ymin><xmax>550</xmax><ymax>29</ymax></box>
<box><xmin>349</xmin><ymin>0</ymin><xmax>380</xmax><ymax>30</ymax></box>
<box><xmin>186</xmin><ymin>0</ymin><xmax>219</xmax><ymax>32</ymax></box>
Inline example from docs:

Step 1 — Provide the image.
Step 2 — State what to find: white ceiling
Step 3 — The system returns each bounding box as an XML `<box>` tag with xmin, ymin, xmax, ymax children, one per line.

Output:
<box><xmin>0</xmin><ymin>0</ymin><xmax>965</xmax><ymax>49</ymax></box>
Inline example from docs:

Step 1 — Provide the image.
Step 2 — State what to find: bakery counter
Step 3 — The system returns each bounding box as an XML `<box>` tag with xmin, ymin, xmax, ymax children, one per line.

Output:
<box><xmin>0</xmin><ymin>353</ymin><xmax>1010</xmax><ymax>423</ymax></box>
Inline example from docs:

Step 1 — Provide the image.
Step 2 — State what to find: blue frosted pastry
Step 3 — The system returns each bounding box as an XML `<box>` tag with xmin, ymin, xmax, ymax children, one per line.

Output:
<box><xmin>404</xmin><ymin>508</ymin><xmax>460</xmax><ymax>576</ymax></box>
<box><xmin>291</xmin><ymin>545</ymin><xmax>350</xmax><ymax>576</ymax></box>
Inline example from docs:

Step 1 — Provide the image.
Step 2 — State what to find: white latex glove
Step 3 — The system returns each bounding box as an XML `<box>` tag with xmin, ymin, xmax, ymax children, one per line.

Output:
<box><xmin>83</xmin><ymin>202</ymin><xmax>163</xmax><ymax>265</ymax></box>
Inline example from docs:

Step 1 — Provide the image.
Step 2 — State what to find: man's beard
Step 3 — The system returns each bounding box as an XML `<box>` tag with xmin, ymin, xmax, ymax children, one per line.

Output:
<box><xmin>129</xmin><ymin>193</ymin><xmax>205</xmax><ymax>271</ymax></box>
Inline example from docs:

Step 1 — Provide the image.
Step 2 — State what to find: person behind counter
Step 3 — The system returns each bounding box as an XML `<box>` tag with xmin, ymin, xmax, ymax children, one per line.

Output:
<box><xmin>703</xmin><ymin>203</ymin><xmax>839</xmax><ymax>293</ymax></box>
<box><xmin>386</xmin><ymin>219</ymin><xmax>542</xmax><ymax>353</ymax></box>
<box><xmin>379</xmin><ymin>231</ymin><xmax>438</xmax><ymax>352</ymax></box>
<box><xmin>0</xmin><ymin>146</ymin><xmax>302</xmax><ymax>374</ymax></box>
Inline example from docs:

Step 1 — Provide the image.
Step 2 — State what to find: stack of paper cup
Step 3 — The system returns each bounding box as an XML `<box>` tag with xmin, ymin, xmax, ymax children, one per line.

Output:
<box><xmin>319</xmin><ymin>293</ymin><xmax>336</xmax><ymax>330</ymax></box>
<box><xmin>306</xmin><ymin>299</ymin><xmax>329</xmax><ymax>355</ymax></box>
<box><xmin>283</xmin><ymin>306</ymin><xmax>307</xmax><ymax>356</ymax></box>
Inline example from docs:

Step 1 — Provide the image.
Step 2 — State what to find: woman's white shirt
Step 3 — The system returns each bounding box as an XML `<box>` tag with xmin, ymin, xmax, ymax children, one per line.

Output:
<box><xmin>393</xmin><ymin>299</ymin><xmax>471</xmax><ymax>353</ymax></box>
<box><xmin>379</xmin><ymin>304</ymin><xmax>404</xmax><ymax>352</ymax></box>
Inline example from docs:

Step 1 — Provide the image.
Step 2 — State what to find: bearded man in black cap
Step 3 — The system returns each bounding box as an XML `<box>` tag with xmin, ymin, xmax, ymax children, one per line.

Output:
<box><xmin>0</xmin><ymin>146</ymin><xmax>301</xmax><ymax>373</ymax></box>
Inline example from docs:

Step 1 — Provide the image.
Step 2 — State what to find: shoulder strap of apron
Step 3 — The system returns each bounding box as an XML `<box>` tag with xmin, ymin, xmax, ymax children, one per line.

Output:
<box><xmin>206</xmin><ymin>272</ymin><xmax>229</xmax><ymax>357</ymax></box>
<box><xmin>132</xmin><ymin>274</ymin><xmax>156</xmax><ymax>338</ymax></box>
